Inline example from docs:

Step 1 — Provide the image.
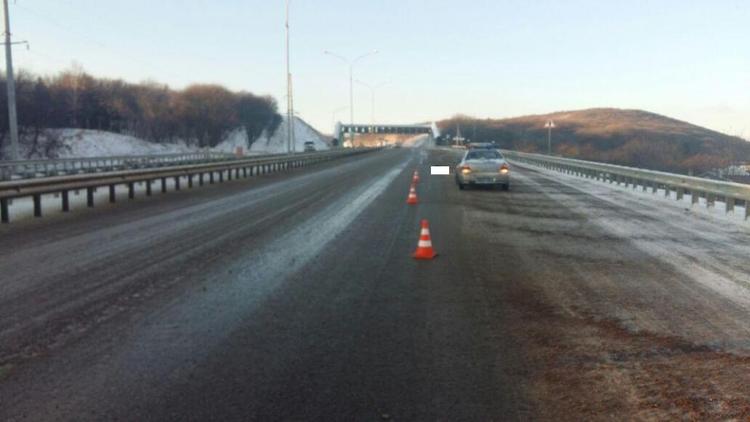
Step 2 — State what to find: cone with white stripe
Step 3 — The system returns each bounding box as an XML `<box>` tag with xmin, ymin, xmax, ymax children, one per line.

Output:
<box><xmin>413</xmin><ymin>219</ymin><xmax>437</xmax><ymax>259</ymax></box>
<box><xmin>406</xmin><ymin>184</ymin><xmax>418</xmax><ymax>205</ymax></box>
<box><xmin>412</xmin><ymin>170</ymin><xmax>420</xmax><ymax>184</ymax></box>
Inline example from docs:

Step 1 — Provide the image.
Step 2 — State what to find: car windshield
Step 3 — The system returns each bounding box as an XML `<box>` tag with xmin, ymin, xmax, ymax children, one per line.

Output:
<box><xmin>466</xmin><ymin>150</ymin><xmax>501</xmax><ymax>160</ymax></box>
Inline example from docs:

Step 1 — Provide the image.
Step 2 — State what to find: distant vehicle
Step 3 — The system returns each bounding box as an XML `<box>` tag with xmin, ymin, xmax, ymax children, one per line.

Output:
<box><xmin>467</xmin><ymin>142</ymin><xmax>497</xmax><ymax>150</ymax></box>
<box><xmin>303</xmin><ymin>141</ymin><xmax>316</xmax><ymax>152</ymax></box>
<box><xmin>455</xmin><ymin>149</ymin><xmax>510</xmax><ymax>190</ymax></box>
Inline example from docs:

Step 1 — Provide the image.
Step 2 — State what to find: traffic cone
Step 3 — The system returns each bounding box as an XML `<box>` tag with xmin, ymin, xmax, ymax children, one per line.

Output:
<box><xmin>406</xmin><ymin>184</ymin><xmax>418</xmax><ymax>205</ymax></box>
<box><xmin>412</xmin><ymin>170</ymin><xmax>420</xmax><ymax>183</ymax></box>
<box><xmin>413</xmin><ymin>219</ymin><xmax>437</xmax><ymax>259</ymax></box>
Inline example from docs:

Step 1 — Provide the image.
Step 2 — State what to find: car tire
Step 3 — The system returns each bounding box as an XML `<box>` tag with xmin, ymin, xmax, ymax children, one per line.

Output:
<box><xmin>502</xmin><ymin>183</ymin><xmax>509</xmax><ymax>191</ymax></box>
<box><xmin>458</xmin><ymin>183</ymin><xmax>465</xmax><ymax>190</ymax></box>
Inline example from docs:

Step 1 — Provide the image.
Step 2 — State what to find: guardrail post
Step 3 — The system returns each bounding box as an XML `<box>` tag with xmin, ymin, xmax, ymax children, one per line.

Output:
<box><xmin>243</xmin><ymin>167</ymin><xmax>247</xmax><ymax>178</ymax></box>
<box><xmin>706</xmin><ymin>193</ymin><xmax>715</xmax><ymax>208</ymax></box>
<box><xmin>161</xmin><ymin>178</ymin><xmax>167</xmax><ymax>193</ymax></box>
<box><xmin>676</xmin><ymin>187</ymin><xmax>685</xmax><ymax>201</ymax></box>
<box><xmin>1</xmin><ymin>198</ymin><xmax>9</xmax><ymax>223</ymax></box>
<box><xmin>691</xmin><ymin>191</ymin><xmax>700</xmax><ymax>206</ymax></box>
<box><xmin>209</xmin><ymin>172</ymin><xmax>214</xmax><ymax>184</ymax></box>
<box><xmin>663</xmin><ymin>185</ymin><xmax>671</xmax><ymax>198</ymax></box>
<box><xmin>33</xmin><ymin>194</ymin><xmax>42</xmax><ymax>217</ymax></box>
<box><xmin>86</xmin><ymin>187</ymin><xmax>95</xmax><ymax>207</ymax></box>
<box><xmin>128</xmin><ymin>182</ymin><xmax>135</xmax><ymax>199</ymax></box>
<box><xmin>146</xmin><ymin>180</ymin><xmax>152</xmax><ymax>196</ymax></box>
<box><xmin>174</xmin><ymin>176</ymin><xmax>181</xmax><ymax>191</ymax></box>
<box><xmin>199</xmin><ymin>173</ymin><xmax>204</xmax><ymax>186</ymax></box>
<box><xmin>188</xmin><ymin>174</ymin><xmax>193</xmax><ymax>188</ymax></box>
<box><xmin>62</xmin><ymin>190</ymin><xmax>70</xmax><ymax>212</ymax></box>
<box><xmin>726</xmin><ymin>197</ymin><xmax>736</xmax><ymax>214</ymax></box>
<box><xmin>109</xmin><ymin>185</ymin><xmax>116</xmax><ymax>203</ymax></box>
<box><xmin>219</xmin><ymin>171</ymin><xmax>224</xmax><ymax>183</ymax></box>
<box><xmin>227</xmin><ymin>169</ymin><xmax>233</xmax><ymax>181</ymax></box>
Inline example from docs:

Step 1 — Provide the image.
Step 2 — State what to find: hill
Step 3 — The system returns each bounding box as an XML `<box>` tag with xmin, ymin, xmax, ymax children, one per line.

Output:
<box><xmin>438</xmin><ymin>108</ymin><xmax>750</xmax><ymax>174</ymax></box>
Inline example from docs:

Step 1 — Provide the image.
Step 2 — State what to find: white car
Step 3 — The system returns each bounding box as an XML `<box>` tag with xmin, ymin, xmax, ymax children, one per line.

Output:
<box><xmin>303</xmin><ymin>141</ymin><xmax>316</xmax><ymax>152</ymax></box>
<box><xmin>455</xmin><ymin>149</ymin><xmax>510</xmax><ymax>190</ymax></box>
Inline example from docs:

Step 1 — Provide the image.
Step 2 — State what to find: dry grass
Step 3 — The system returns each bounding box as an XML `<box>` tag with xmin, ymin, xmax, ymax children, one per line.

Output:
<box><xmin>439</xmin><ymin>108</ymin><xmax>750</xmax><ymax>174</ymax></box>
<box><xmin>507</xmin><ymin>285</ymin><xmax>750</xmax><ymax>421</ymax></box>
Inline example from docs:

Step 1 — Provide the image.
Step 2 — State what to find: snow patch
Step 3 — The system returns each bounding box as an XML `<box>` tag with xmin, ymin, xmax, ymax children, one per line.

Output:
<box><xmin>512</xmin><ymin>162</ymin><xmax>750</xmax><ymax>311</ymax></box>
<box><xmin>1</xmin><ymin>116</ymin><xmax>329</xmax><ymax>159</ymax></box>
<box><xmin>249</xmin><ymin>116</ymin><xmax>329</xmax><ymax>154</ymax></box>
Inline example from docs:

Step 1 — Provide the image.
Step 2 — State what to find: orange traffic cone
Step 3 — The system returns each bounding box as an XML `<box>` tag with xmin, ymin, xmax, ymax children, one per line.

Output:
<box><xmin>412</xmin><ymin>170</ymin><xmax>420</xmax><ymax>183</ymax></box>
<box><xmin>413</xmin><ymin>219</ymin><xmax>437</xmax><ymax>259</ymax></box>
<box><xmin>406</xmin><ymin>184</ymin><xmax>418</xmax><ymax>205</ymax></box>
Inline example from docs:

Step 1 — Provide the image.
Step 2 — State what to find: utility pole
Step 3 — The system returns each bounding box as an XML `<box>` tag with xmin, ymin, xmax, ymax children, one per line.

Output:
<box><xmin>3</xmin><ymin>0</ymin><xmax>19</xmax><ymax>160</ymax></box>
<box><xmin>285</xmin><ymin>0</ymin><xmax>295</xmax><ymax>154</ymax></box>
<box><xmin>544</xmin><ymin>120</ymin><xmax>555</xmax><ymax>155</ymax></box>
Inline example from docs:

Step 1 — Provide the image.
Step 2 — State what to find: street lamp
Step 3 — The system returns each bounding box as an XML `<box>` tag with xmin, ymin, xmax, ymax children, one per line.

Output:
<box><xmin>544</xmin><ymin>120</ymin><xmax>556</xmax><ymax>154</ymax></box>
<box><xmin>324</xmin><ymin>49</ymin><xmax>379</xmax><ymax>147</ymax></box>
<box><xmin>285</xmin><ymin>0</ymin><xmax>295</xmax><ymax>154</ymax></box>
<box><xmin>355</xmin><ymin>79</ymin><xmax>389</xmax><ymax>124</ymax></box>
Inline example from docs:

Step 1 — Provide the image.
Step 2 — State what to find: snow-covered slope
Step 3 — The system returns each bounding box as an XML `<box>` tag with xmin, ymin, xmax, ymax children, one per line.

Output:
<box><xmin>249</xmin><ymin>116</ymin><xmax>329</xmax><ymax>154</ymax></box>
<box><xmin>1</xmin><ymin>116</ymin><xmax>330</xmax><ymax>159</ymax></box>
<box><xmin>55</xmin><ymin>129</ymin><xmax>196</xmax><ymax>158</ymax></box>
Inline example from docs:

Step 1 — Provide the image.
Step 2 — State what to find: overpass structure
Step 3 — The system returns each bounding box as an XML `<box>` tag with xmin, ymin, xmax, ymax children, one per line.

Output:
<box><xmin>334</xmin><ymin>122</ymin><xmax>440</xmax><ymax>146</ymax></box>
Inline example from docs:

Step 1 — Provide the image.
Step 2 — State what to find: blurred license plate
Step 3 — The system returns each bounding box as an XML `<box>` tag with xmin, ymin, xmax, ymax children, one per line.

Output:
<box><xmin>476</xmin><ymin>177</ymin><xmax>494</xmax><ymax>183</ymax></box>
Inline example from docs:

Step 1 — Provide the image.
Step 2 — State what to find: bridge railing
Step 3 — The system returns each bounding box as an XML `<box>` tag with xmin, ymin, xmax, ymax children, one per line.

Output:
<box><xmin>0</xmin><ymin>148</ymin><xmax>379</xmax><ymax>223</ymax></box>
<box><xmin>502</xmin><ymin>150</ymin><xmax>750</xmax><ymax>219</ymax></box>
<box><xmin>0</xmin><ymin>151</ymin><xmax>250</xmax><ymax>181</ymax></box>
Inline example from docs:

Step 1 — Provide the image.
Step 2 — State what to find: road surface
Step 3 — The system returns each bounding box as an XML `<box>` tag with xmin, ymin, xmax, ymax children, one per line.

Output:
<box><xmin>2</xmin><ymin>147</ymin><xmax>750</xmax><ymax>420</ymax></box>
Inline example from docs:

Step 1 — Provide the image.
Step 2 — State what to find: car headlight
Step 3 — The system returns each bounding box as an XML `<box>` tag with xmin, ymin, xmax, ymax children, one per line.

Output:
<box><xmin>499</xmin><ymin>164</ymin><xmax>509</xmax><ymax>174</ymax></box>
<box><xmin>460</xmin><ymin>166</ymin><xmax>472</xmax><ymax>174</ymax></box>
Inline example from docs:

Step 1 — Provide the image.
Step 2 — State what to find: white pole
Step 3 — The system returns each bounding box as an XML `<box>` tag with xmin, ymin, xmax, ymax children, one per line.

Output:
<box><xmin>355</xmin><ymin>80</ymin><xmax>387</xmax><ymax>125</ymax></box>
<box><xmin>545</xmin><ymin>120</ymin><xmax>555</xmax><ymax>155</ymax></box>
<box><xmin>285</xmin><ymin>0</ymin><xmax>295</xmax><ymax>154</ymax></box>
<box><xmin>2</xmin><ymin>0</ymin><xmax>19</xmax><ymax>160</ymax></box>
<box><xmin>348</xmin><ymin>63</ymin><xmax>354</xmax><ymax>146</ymax></box>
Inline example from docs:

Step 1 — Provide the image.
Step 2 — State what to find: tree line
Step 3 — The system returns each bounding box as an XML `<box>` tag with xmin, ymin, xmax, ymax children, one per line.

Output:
<box><xmin>0</xmin><ymin>66</ymin><xmax>281</xmax><ymax>157</ymax></box>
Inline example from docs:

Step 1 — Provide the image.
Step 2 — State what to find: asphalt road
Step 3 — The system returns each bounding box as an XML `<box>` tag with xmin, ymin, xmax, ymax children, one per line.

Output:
<box><xmin>2</xmin><ymin>147</ymin><xmax>750</xmax><ymax>420</ymax></box>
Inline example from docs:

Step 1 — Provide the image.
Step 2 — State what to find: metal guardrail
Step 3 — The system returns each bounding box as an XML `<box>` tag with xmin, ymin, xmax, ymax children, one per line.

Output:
<box><xmin>0</xmin><ymin>151</ymin><xmax>247</xmax><ymax>181</ymax></box>
<box><xmin>0</xmin><ymin>148</ymin><xmax>379</xmax><ymax>223</ymax></box>
<box><xmin>502</xmin><ymin>150</ymin><xmax>750</xmax><ymax>219</ymax></box>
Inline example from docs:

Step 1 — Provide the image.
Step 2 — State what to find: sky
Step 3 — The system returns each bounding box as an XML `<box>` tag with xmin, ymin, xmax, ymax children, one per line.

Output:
<box><xmin>7</xmin><ymin>0</ymin><xmax>750</xmax><ymax>138</ymax></box>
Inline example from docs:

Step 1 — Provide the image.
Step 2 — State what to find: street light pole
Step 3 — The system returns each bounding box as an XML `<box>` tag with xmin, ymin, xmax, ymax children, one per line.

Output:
<box><xmin>355</xmin><ymin>79</ymin><xmax>388</xmax><ymax>124</ymax></box>
<box><xmin>2</xmin><ymin>0</ymin><xmax>19</xmax><ymax>160</ymax></box>
<box><xmin>544</xmin><ymin>120</ymin><xmax>555</xmax><ymax>155</ymax></box>
<box><xmin>285</xmin><ymin>0</ymin><xmax>295</xmax><ymax>154</ymax></box>
<box><xmin>324</xmin><ymin>49</ymin><xmax>378</xmax><ymax>146</ymax></box>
